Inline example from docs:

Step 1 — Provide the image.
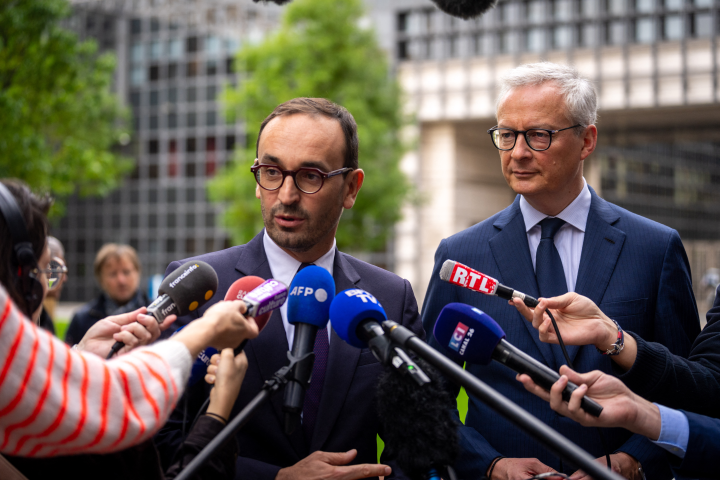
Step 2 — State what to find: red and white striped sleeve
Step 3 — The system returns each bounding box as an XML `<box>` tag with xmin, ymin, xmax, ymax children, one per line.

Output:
<box><xmin>0</xmin><ymin>285</ymin><xmax>193</xmax><ymax>457</ymax></box>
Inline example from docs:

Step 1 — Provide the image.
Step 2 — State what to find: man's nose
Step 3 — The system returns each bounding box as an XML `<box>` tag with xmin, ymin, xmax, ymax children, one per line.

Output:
<box><xmin>277</xmin><ymin>174</ymin><xmax>300</xmax><ymax>204</ymax></box>
<box><xmin>511</xmin><ymin>133</ymin><xmax>533</xmax><ymax>161</ymax></box>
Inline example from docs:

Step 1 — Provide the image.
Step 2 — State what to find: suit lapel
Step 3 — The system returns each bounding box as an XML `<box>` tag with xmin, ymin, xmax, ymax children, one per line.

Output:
<box><xmin>572</xmin><ymin>188</ymin><xmax>626</xmax><ymax>364</ymax></box>
<box><xmin>311</xmin><ymin>250</ymin><xmax>362</xmax><ymax>451</ymax></box>
<box><xmin>489</xmin><ymin>198</ymin><xmax>558</xmax><ymax>369</ymax></box>
<box><xmin>236</xmin><ymin>231</ymin><xmax>308</xmax><ymax>457</ymax></box>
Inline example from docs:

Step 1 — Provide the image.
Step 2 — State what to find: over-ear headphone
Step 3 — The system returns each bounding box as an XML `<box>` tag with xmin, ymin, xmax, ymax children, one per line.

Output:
<box><xmin>0</xmin><ymin>182</ymin><xmax>44</xmax><ymax>317</ymax></box>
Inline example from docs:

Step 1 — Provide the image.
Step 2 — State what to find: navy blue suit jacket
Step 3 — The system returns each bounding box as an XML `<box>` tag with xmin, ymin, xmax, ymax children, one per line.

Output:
<box><xmin>421</xmin><ymin>188</ymin><xmax>700</xmax><ymax>477</ymax></box>
<box><xmin>669</xmin><ymin>410</ymin><xmax>720</xmax><ymax>479</ymax></box>
<box><xmin>155</xmin><ymin>231</ymin><xmax>424</xmax><ymax>480</ymax></box>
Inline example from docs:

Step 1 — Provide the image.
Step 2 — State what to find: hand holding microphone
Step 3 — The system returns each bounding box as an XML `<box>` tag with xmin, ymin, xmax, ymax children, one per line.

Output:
<box><xmin>433</xmin><ymin>303</ymin><xmax>603</xmax><ymax>417</ymax></box>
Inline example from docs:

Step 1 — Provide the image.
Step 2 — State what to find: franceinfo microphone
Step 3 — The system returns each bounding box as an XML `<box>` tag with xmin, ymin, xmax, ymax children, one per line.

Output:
<box><xmin>440</xmin><ymin>259</ymin><xmax>539</xmax><ymax>308</ymax></box>
<box><xmin>282</xmin><ymin>265</ymin><xmax>335</xmax><ymax>435</ymax></box>
<box><xmin>107</xmin><ymin>260</ymin><xmax>218</xmax><ymax>358</ymax></box>
<box><xmin>331</xmin><ymin>289</ymin><xmax>430</xmax><ymax>386</ymax></box>
<box><xmin>433</xmin><ymin>303</ymin><xmax>603</xmax><ymax>417</ymax></box>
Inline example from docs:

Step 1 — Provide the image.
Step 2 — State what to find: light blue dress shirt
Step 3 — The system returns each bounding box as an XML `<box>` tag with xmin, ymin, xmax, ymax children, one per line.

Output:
<box><xmin>652</xmin><ymin>404</ymin><xmax>689</xmax><ymax>459</ymax></box>
<box><xmin>520</xmin><ymin>178</ymin><xmax>591</xmax><ymax>293</ymax></box>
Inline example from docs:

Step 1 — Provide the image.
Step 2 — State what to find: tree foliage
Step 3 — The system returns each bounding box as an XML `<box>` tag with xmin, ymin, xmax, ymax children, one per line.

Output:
<box><xmin>210</xmin><ymin>0</ymin><xmax>410</xmax><ymax>252</ymax></box>
<box><xmin>0</xmin><ymin>0</ymin><xmax>132</xmax><ymax>213</ymax></box>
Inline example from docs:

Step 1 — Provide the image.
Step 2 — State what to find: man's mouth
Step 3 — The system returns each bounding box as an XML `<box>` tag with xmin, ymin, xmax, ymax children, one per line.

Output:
<box><xmin>274</xmin><ymin>214</ymin><xmax>306</xmax><ymax>228</ymax></box>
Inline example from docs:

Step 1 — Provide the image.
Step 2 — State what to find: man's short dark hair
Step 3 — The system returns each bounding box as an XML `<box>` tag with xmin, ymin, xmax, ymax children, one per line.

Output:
<box><xmin>0</xmin><ymin>180</ymin><xmax>52</xmax><ymax>312</ymax></box>
<box><xmin>256</xmin><ymin>98</ymin><xmax>359</xmax><ymax>170</ymax></box>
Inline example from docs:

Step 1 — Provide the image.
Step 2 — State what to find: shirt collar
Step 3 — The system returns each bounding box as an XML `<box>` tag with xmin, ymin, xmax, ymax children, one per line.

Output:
<box><xmin>262</xmin><ymin>230</ymin><xmax>335</xmax><ymax>288</ymax></box>
<box><xmin>519</xmin><ymin>178</ymin><xmax>591</xmax><ymax>233</ymax></box>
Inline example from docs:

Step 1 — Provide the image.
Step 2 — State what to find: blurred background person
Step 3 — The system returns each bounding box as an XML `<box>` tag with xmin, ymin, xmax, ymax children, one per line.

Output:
<box><xmin>65</xmin><ymin>243</ymin><xmax>149</xmax><ymax>345</ymax></box>
<box><xmin>37</xmin><ymin>236</ymin><xmax>67</xmax><ymax>335</ymax></box>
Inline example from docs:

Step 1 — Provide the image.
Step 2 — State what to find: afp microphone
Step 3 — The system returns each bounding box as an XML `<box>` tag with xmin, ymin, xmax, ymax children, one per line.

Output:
<box><xmin>282</xmin><ymin>265</ymin><xmax>335</xmax><ymax>434</ymax></box>
<box><xmin>331</xmin><ymin>289</ymin><xmax>430</xmax><ymax>386</ymax></box>
<box><xmin>440</xmin><ymin>259</ymin><xmax>539</xmax><ymax>308</ymax></box>
<box><xmin>433</xmin><ymin>303</ymin><xmax>603</xmax><ymax>417</ymax></box>
<box><xmin>107</xmin><ymin>260</ymin><xmax>218</xmax><ymax>358</ymax></box>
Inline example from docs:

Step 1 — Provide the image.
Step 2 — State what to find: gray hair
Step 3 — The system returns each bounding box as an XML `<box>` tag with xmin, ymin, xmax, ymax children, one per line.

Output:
<box><xmin>496</xmin><ymin>62</ymin><xmax>598</xmax><ymax>129</ymax></box>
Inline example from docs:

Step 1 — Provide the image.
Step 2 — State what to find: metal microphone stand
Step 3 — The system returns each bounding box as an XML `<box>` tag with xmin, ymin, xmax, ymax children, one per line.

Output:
<box><xmin>382</xmin><ymin>320</ymin><xmax>623</xmax><ymax>480</ymax></box>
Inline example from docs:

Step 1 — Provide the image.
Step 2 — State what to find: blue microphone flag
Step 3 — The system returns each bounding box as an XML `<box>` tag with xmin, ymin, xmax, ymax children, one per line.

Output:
<box><xmin>330</xmin><ymin>289</ymin><xmax>387</xmax><ymax>348</ymax></box>
<box><xmin>287</xmin><ymin>265</ymin><xmax>335</xmax><ymax>328</ymax></box>
<box><xmin>433</xmin><ymin>303</ymin><xmax>505</xmax><ymax>365</ymax></box>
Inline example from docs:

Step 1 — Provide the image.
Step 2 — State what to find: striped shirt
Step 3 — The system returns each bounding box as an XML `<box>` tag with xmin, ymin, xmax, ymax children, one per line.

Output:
<box><xmin>0</xmin><ymin>285</ymin><xmax>192</xmax><ymax>457</ymax></box>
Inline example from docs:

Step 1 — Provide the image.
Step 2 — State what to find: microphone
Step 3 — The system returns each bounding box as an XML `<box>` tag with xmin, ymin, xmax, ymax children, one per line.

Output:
<box><xmin>429</xmin><ymin>0</ymin><xmax>497</xmax><ymax>19</ymax></box>
<box><xmin>331</xmin><ymin>288</ymin><xmax>430</xmax><ymax>386</ymax></box>
<box><xmin>439</xmin><ymin>259</ymin><xmax>539</xmax><ymax>308</ymax></box>
<box><xmin>282</xmin><ymin>265</ymin><xmax>335</xmax><ymax>434</ymax></box>
<box><xmin>226</xmin><ymin>276</ymin><xmax>287</xmax><ymax>355</ymax></box>
<box><xmin>107</xmin><ymin>260</ymin><xmax>218</xmax><ymax>358</ymax></box>
<box><xmin>433</xmin><ymin>303</ymin><xmax>603</xmax><ymax>417</ymax></box>
<box><xmin>376</xmin><ymin>355</ymin><xmax>458</xmax><ymax>480</ymax></box>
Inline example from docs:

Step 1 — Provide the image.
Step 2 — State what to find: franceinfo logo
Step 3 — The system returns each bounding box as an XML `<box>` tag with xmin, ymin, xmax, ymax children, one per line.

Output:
<box><xmin>169</xmin><ymin>264</ymin><xmax>199</xmax><ymax>288</ymax></box>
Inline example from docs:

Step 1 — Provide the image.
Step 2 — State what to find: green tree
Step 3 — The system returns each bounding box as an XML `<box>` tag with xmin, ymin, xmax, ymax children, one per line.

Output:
<box><xmin>210</xmin><ymin>0</ymin><xmax>410</xmax><ymax>252</ymax></box>
<box><xmin>0</xmin><ymin>0</ymin><xmax>132</xmax><ymax>213</ymax></box>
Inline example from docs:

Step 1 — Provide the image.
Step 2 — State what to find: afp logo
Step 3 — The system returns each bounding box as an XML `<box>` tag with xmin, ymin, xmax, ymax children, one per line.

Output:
<box><xmin>290</xmin><ymin>285</ymin><xmax>328</xmax><ymax>303</ymax></box>
<box><xmin>448</xmin><ymin>322</ymin><xmax>469</xmax><ymax>352</ymax></box>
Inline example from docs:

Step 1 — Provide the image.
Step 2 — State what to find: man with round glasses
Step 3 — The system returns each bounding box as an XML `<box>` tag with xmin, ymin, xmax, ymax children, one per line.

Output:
<box><xmin>157</xmin><ymin>97</ymin><xmax>424</xmax><ymax>480</ymax></box>
<box><xmin>421</xmin><ymin>63</ymin><xmax>699</xmax><ymax>479</ymax></box>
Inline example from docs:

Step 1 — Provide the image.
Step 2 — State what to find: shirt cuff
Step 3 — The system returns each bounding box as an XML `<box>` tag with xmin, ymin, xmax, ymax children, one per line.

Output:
<box><xmin>651</xmin><ymin>403</ymin><xmax>689</xmax><ymax>459</ymax></box>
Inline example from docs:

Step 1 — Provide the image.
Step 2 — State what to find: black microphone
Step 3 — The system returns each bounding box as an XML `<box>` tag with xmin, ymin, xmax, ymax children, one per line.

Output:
<box><xmin>282</xmin><ymin>266</ymin><xmax>335</xmax><ymax>435</ymax></box>
<box><xmin>107</xmin><ymin>260</ymin><xmax>218</xmax><ymax>359</ymax></box>
<box><xmin>331</xmin><ymin>288</ymin><xmax>430</xmax><ymax>386</ymax></box>
<box><xmin>376</xmin><ymin>355</ymin><xmax>459</xmax><ymax>480</ymax></box>
<box><xmin>429</xmin><ymin>0</ymin><xmax>498</xmax><ymax>19</ymax></box>
<box><xmin>433</xmin><ymin>303</ymin><xmax>603</xmax><ymax>417</ymax></box>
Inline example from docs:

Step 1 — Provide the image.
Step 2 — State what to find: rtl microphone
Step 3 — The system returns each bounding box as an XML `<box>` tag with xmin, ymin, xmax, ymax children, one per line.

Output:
<box><xmin>226</xmin><ymin>276</ymin><xmax>287</xmax><ymax>355</ymax></box>
<box><xmin>331</xmin><ymin>289</ymin><xmax>430</xmax><ymax>386</ymax></box>
<box><xmin>433</xmin><ymin>303</ymin><xmax>603</xmax><ymax>417</ymax></box>
<box><xmin>107</xmin><ymin>260</ymin><xmax>218</xmax><ymax>359</ymax></box>
<box><xmin>282</xmin><ymin>266</ymin><xmax>335</xmax><ymax>435</ymax></box>
<box><xmin>440</xmin><ymin>259</ymin><xmax>539</xmax><ymax>308</ymax></box>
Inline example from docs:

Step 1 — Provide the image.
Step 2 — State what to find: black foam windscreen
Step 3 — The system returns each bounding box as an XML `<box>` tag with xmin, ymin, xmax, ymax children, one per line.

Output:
<box><xmin>429</xmin><ymin>0</ymin><xmax>498</xmax><ymax>19</ymax></box>
<box><xmin>251</xmin><ymin>0</ymin><xmax>293</xmax><ymax>4</ymax></box>
<box><xmin>376</xmin><ymin>355</ymin><xmax>459</xmax><ymax>479</ymax></box>
<box><xmin>158</xmin><ymin>260</ymin><xmax>219</xmax><ymax>315</ymax></box>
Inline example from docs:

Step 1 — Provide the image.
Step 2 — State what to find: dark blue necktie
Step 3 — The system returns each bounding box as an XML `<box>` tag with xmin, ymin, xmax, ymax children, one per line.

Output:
<box><xmin>536</xmin><ymin>217</ymin><xmax>568</xmax><ymax>299</ymax></box>
<box><xmin>297</xmin><ymin>263</ymin><xmax>328</xmax><ymax>442</ymax></box>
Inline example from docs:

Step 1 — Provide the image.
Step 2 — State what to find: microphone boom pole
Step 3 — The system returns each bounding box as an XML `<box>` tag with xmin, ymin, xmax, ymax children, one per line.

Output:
<box><xmin>382</xmin><ymin>320</ymin><xmax>623</xmax><ymax>480</ymax></box>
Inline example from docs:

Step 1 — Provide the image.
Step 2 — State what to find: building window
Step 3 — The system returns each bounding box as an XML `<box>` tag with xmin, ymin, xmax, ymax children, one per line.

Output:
<box><xmin>130</xmin><ymin>91</ymin><xmax>141</xmax><ymax>108</ymax></box>
<box><xmin>149</xmin><ymin>64</ymin><xmax>160</xmax><ymax>81</ymax></box>
<box><xmin>635</xmin><ymin>0</ymin><xmax>655</xmax><ymax>13</ymax></box>
<box><xmin>150</xmin><ymin>18</ymin><xmax>160</xmax><ymax>32</ymax></box>
<box><xmin>187</xmin><ymin>36</ymin><xmax>199</xmax><ymax>53</ymax></box>
<box><xmin>527</xmin><ymin>28</ymin><xmax>546</xmax><ymax>52</ymax></box>
<box><xmin>187</xmin><ymin>187</ymin><xmax>196</xmax><ymax>202</ymax></box>
<box><xmin>528</xmin><ymin>0</ymin><xmax>546</xmax><ymax>23</ymax></box>
<box><xmin>553</xmin><ymin>0</ymin><xmax>573</xmax><ymax>21</ymax></box>
<box><xmin>608</xmin><ymin>0</ymin><xmax>626</xmax><ymax>15</ymax></box>
<box><xmin>131</xmin><ymin>66</ymin><xmax>145</xmax><ymax>85</ymax></box>
<box><xmin>500</xmin><ymin>31</ymin><xmax>520</xmax><ymax>53</ymax></box>
<box><xmin>225</xmin><ymin>135</ymin><xmax>236</xmax><ymax>151</ymax></box>
<box><xmin>149</xmin><ymin>115</ymin><xmax>158</xmax><ymax>130</ymax></box>
<box><xmin>608</xmin><ymin>20</ymin><xmax>627</xmax><ymax>44</ymax></box>
<box><xmin>168</xmin><ymin>87</ymin><xmax>178</xmax><ymax>104</ymax></box>
<box><xmin>148</xmin><ymin>139</ymin><xmax>159</xmax><ymax>154</ymax></box>
<box><xmin>397</xmin><ymin>12</ymin><xmax>409</xmax><ymax>32</ymax></box>
<box><xmin>186</xmin><ymin>162</ymin><xmax>196</xmax><ymax>177</ymax></box>
<box><xmin>130</xmin><ymin>18</ymin><xmax>142</xmax><ymax>35</ymax></box>
<box><xmin>150</xmin><ymin>40</ymin><xmax>162</xmax><ymax>59</ymax></box>
<box><xmin>186</xmin><ymin>214</ymin><xmax>196</xmax><ymax>228</ymax></box>
<box><xmin>131</xmin><ymin>43</ymin><xmax>144</xmax><ymax>63</ymax></box>
<box><xmin>166</xmin><ymin>238</ymin><xmax>176</xmax><ymax>253</ymax></box>
<box><xmin>150</xmin><ymin>90</ymin><xmax>159</xmax><ymax>106</ymax></box>
<box><xmin>186</xmin><ymin>137</ymin><xmax>197</xmax><ymax>152</ymax></box>
<box><xmin>692</xmin><ymin>13</ymin><xmax>713</xmax><ymax>37</ymax></box>
<box><xmin>168</xmin><ymin>38</ymin><xmax>182</xmax><ymax>59</ymax></box>
<box><xmin>187</xmin><ymin>87</ymin><xmax>196</xmax><ymax>103</ymax></box>
<box><xmin>553</xmin><ymin>26</ymin><xmax>573</xmax><ymax>49</ymax></box>
<box><xmin>635</xmin><ymin>17</ymin><xmax>656</xmax><ymax>43</ymax></box>
<box><xmin>185</xmin><ymin>238</ymin><xmax>196</xmax><ymax>254</ymax></box>
<box><xmin>663</xmin><ymin>15</ymin><xmax>684</xmax><ymax>40</ymax></box>
<box><xmin>167</xmin><ymin>63</ymin><xmax>177</xmax><ymax>79</ymax></box>
<box><xmin>206</xmin><ymin>111</ymin><xmax>216</xmax><ymax>126</ymax></box>
<box><xmin>168</xmin><ymin>113</ymin><xmax>177</xmax><ymax>129</ymax></box>
<box><xmin>664</xmin><ymin>0</ymin><xmax>683</xmax><ymax>10</ymax></box>
<box><xmin>206</xmin><ymin>36</ymin><xmax>221</xmax><ymax>55</ymax></box>
<box><xmin>187</xmin><ymin>61</ymin><xmax>199</xmax><ymax>77</ymax></box>
<box><xmin>207</xmin><ymin>60</ymin><xmax>218</xmax><ymax>76</ymax></box>
<box><xmin>187</xmin><ymin>112</ymin><xmax>197</xmax><ymax>128</ymax></box>
<box><xmin>168</xmin><ymin>140</ymin><xmax>178</xmax><ymax>177</ymax></box>
<box><xmin>398</xmin><ymin>40</ymin><xmax>409</xmax><ymax>60</ymax></box>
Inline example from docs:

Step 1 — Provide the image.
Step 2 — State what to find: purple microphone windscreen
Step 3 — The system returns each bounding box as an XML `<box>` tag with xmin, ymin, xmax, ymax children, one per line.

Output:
<box><xmin>330</xmin><ymin>289</ymin><xmax>387</xmax><ymax>349</ymax></box>
<box><xmin>287</xmin><ymin>265</ymin><xmax>335</xmax><ymax>328</ymax></box>
<box><xmin>433</xmin><ymin>303</ymin><xmax>505</xmax><ymax>365</ymax></box>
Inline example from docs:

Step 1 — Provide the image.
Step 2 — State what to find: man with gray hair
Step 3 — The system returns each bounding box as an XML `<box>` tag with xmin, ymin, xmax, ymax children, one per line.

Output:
<box><xmin>421</xmin><ymin>62</ymin><xmax>700</xmax><ymax>479</ymax></box>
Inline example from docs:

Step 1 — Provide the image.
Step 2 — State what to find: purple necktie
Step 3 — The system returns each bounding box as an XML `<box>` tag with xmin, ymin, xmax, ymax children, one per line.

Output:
<box><xmin>297</xmin><ymin>263</ymin><xmax>329</xmax><ymax>441</ymax></box>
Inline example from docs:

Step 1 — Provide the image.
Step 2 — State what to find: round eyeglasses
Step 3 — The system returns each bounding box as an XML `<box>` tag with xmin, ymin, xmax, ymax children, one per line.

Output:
<box><xmin>251</xmin><ymin>164</ymin><xmax>353</xmax><ymax>194</ymax></box>
<box><xmin>488</xmin><ymin>124</ymin><xmax>583</xmax><ymax>152</ymax></box>
<box><xmin>30</xmin><ymin>258</ymin><xmax>68</xmax><ymax>291</ymax></box>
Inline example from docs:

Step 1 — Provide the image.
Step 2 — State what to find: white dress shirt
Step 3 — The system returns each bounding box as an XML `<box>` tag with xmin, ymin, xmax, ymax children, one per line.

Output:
<box><xmin>263</xmin><ymin>230</ymin><xmax>335</xmax><ymax>350</ymax></box>
<box><xmin>520</xmin><ymin>179</ymin><xmax>591</xmax><ymax>293</ymax></box>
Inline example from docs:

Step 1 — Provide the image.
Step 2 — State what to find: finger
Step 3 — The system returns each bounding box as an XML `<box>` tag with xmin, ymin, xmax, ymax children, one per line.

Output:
<box><xmin>337</xmin><ymin>464</ymin><xmax>392</xmax><ymax>480</ymax></box>
<box><xmin>548</xmin><ymin>375</ymin><xmax>569</xmax><ymax>412</ymax></box>
<box><xmin>158</xmin><ymin>314</ymin><xmax>178</xmax><ymax>331</ymax></box>
<box><xmin>567</xmin><ymin>383</ymin><xmax>587</xmax><ymax>414</ymax></box>
<box><xmin>560</xmin><ymin>366</ymin><xmax>600</xmax><ymax>387</ymax></box>
<box><xmin>136</xmin><ymin>314</ymin><xmax>161</xmax><ymax>340</ymax></box>
<box><xmin>106</xmin><ymin>307</ymin><xmax>148</xmax><ymax>327</ymax></box>
<box><xmin>205</xmin><ymin>373</ymin><xmax>216</xmax><ymax>385</ymax></box>
<box><xmin>511</xmin><ymin>298</ymin><xmax>534</xmax><ymax>321</ymax></box>
<box><xmin>113</xmin><ymin>331</ymin><xmax>140</xmax><ymax>349</ymax></box>
<box><xmin>122</xmin><ymin>322</ymin><xmax>153</xmax><ymax>344</ymax></box>
<box><xmin>532</xmin><ymin>300</ymin><xmax>549</xmax><ymax>329</ymax></box>
<box><xmin>540</xmin><ymin>292</ymin><xmax>576</xmax><ymax>310</ymax></box>
<box><xmin>516</xmin><ymin>374</ymin><xmax>551</xmax><ymax>402</ymax></box>
<box><xmin>324</xmin><ymin>449</ymin><xmax>357</xmax><ymax>466</ymax></box>
<box><xmin>207</xmin><ymin>365</ymin><xmax>218</xmax><ymax>376</ymax></box>
<box><xmin>245</xmin><ymin>316</ymin><xmax>259</xmax><ymax>339</ymax></box>
<box><xmin>569</xmin><ymin>469</ymin><xmax>588</xmax><ymax>480</ymax></box>
<box><xmin>235</xmin><ymin>351</ymin><xmax>249</xmax><ymax>369</ymax></box>
<box><xmin>210</xmin><ymin>353</ymin><xmax>221</xmax><ymax>366</ymax></box>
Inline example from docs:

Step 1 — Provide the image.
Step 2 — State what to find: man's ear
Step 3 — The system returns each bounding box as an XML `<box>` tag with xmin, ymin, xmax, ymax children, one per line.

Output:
<box><xmin>343</xmin><ymin>169</ymin><xmax>364</xmax><ymax>209</ymax></box>
<box><xmin>580</xmin><ymin>125</ymin><xmax>597</xmax><ymax>161</ymax></box>
<box><xmin>255</xmin><ymin>183</ymin><xmax>261</xmax><ymax>199</ymax></box>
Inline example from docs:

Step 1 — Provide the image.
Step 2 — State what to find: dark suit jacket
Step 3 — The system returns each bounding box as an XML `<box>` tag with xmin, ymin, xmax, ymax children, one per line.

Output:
<box><xmin>669</xmin><ymin>410</ymin><xmax>720</xmax><ymax>480</ymax></box>
<box><xmin>421</xmin><ymin>188</ymin><xmax>700</xmax><ymax>478</ymax></box>
<box><xmin>616</xmin><ymin>285</ymin><xmax>720</xmax><ymax>418</ymax></box>
<box><xmin>155</xmin><ymin>231</ymin><xmax>424</xmax><ymax>480</ymax></box>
